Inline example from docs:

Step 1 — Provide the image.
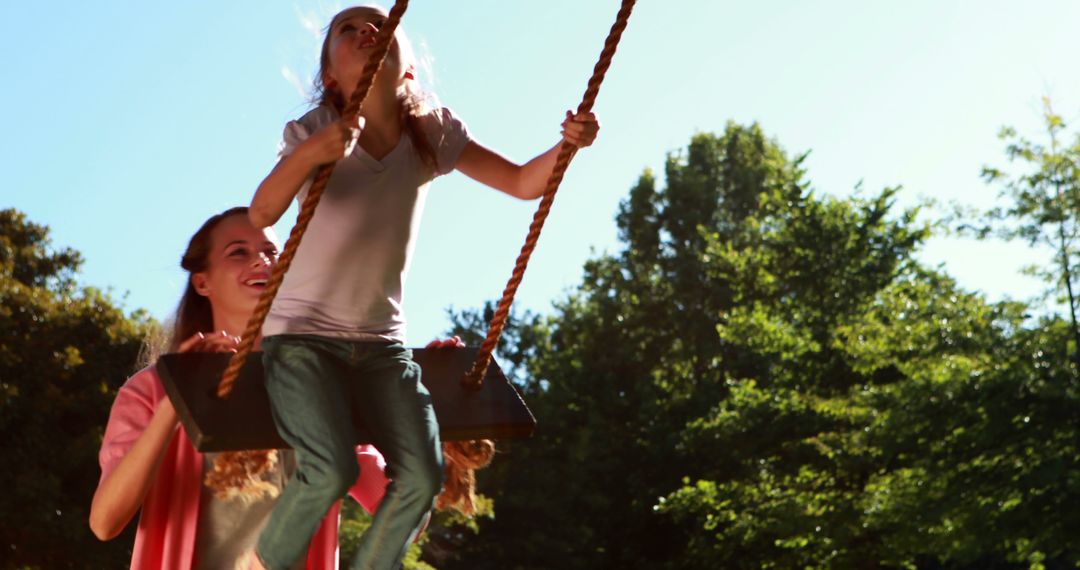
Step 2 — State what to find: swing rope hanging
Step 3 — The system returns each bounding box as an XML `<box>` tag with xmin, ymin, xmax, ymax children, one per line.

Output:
<box><xmin>465</xmin><ymin>0</ymin><xmax>637</xmax><ymax>389</ymax></box>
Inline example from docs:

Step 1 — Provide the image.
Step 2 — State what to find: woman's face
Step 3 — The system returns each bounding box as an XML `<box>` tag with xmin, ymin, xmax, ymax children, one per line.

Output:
<box><xmin>191</xmin><ymin>214</ymin><xmax>279</xmax><ymax>321</ymax></box>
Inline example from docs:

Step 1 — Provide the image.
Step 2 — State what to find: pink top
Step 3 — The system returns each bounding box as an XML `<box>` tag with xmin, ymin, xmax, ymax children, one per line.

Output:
<box><xmin>98</xmin><ymin>366</ymin><xmax>389</xmax><ymax>570</ymax></box>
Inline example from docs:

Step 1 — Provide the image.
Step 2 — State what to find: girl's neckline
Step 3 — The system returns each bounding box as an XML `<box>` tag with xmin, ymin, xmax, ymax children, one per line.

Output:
<box><xmin>357</xmin><ymin>131</ymin><xmax>405</xmax><ymax>163</ymax></box>
<box><xmin>354</xmin><ymin>133</ymin><xmax>407</xmax><ymax>169</ymax></box>
<box><xmin>311</xmin><ymin>105</ymin><xmax>408</xmax><ymax>169</ymax></box>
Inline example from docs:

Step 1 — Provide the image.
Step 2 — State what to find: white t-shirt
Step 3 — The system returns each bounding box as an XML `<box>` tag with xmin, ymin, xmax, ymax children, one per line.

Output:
<box><xmin>193</xmin><ymin>451</ymin><xmax>303</xmax><ymax>570</ymax></box>
<box><xmin>263</xmin><ymin>105</ymin><xmax>471</xmax><ymax>342</ymax></box>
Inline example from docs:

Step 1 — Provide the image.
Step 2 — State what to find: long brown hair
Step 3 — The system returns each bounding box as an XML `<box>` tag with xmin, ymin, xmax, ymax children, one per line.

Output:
<box><xmin>173</xmin><ymin>206</ymin><xmax>248</xmax><ymax>349</ymax></box>
<box><xmin>138</xmin><ymin>207</ymin><xmax>248</xmax><ymax>368</ymax></box>
<box><xmin>314</xmin><ymin>5</ymin><xmax>439</xmax><ymax>172</ymax></box>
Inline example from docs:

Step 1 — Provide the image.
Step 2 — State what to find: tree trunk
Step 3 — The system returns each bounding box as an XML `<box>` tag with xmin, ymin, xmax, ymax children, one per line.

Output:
<box><xmin>1055</xmin><ymin>217</ymin><xmax>1080</xmax><ymax>369</ymax></box>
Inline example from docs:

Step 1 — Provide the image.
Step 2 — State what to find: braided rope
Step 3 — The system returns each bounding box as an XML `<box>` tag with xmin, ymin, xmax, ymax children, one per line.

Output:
<box><xmin>464</xmin><ymin>0</ymin><xmax>637</xmax><ymax>388</ymax></box>
<box><xmin>218</xmin><ymin>0</ymin><xmax>410</xmax><ymax>398</ymax></box>
<box><xmin>437</xmin><ymin>439</ymin><xmax>496</xmax><ymax>516</ymax></box>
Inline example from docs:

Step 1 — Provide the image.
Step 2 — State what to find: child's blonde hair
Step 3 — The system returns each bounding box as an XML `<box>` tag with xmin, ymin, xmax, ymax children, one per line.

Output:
<box><xmin>313</xmin><ymin>5</ymin><xmax>439</xmax><ymax>172</ymax></box>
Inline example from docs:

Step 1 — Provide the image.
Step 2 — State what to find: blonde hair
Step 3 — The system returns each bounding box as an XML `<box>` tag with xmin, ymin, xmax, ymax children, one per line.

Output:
<box><xmin>313</xmin><ymin>5</ymin><xmax>439</xmax><ymax>172</ymax></box>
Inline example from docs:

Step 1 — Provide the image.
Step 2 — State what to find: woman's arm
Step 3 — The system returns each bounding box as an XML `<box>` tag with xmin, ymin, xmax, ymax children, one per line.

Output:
<box><xmin>454</xmin><ymin>111</ymin><xmax>599</xmax><ymax>201</ymax></box>
<box><xmin>89</xmin><ymin>397</ymin><xmax>178</xmax><ymax>540</ymax></box>
<box><xmin>88</xmin><ymin>333</ymin><xmax>240</xmax><ymax>540</ymax></box>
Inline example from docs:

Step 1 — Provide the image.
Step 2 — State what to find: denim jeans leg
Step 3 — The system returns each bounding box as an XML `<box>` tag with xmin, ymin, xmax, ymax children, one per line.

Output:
<box><xmin>348</xmin><ymin>344</ymin><xmax>443</xmax><ymax>570</ymax></box>
<box><xmin>256</xmin><ymin>336</ymin><xmax>360</xmax><ymax>570</ymax></box>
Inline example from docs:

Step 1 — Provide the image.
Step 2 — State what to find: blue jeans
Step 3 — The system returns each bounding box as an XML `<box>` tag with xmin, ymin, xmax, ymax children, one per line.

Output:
<box><xmin>256</xmin><ymin>335</ymin><xmax>443</xmax><ymax>570</ymax></box>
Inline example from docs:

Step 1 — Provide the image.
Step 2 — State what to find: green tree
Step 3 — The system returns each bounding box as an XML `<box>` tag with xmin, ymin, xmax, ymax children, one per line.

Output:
<box><xmin>438</xmin><ymin>123</ymin><xmax>1079</xmax><ymax>568</ymax></box>
<box><xmin>0</xmin><ymin>209</ymin><xmax>154</xmax><ymax>568</ymax></box>
<box><xmin>964</xmin><ymin>97</ymin><xmax>1080</xmax><ymax>367</ymax></box>
<box><xmin>437</xmin><ymin>124</ymin><xmax>919</xmax><ymax>568</ymax></box>
<box><xmin>649</xmin><ymin>147</ymin><xmax>927</xmax><ymax>568</ymax></box>
<box><xmin>841</xmin><ymin>278</ymin><xmax>1079</xmax><ymax>569</ymax></box>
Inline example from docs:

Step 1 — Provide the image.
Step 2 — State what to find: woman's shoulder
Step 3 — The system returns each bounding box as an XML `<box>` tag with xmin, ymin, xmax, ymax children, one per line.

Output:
<box><xmin>100</xmin><ymin>366</ymin><xmax>166</xmax><ymax>447</ymax></box>
<box><xmin>116</xmin><ymin>365</ymin><xmax>166</xmax><ymax>405</ymax></box>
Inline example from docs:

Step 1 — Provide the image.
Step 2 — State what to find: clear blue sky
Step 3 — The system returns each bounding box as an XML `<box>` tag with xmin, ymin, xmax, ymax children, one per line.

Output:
<box><xmin>4</xmin><ymin>1</ymin><xmax>1080</xmax><ymax>344</ymax></box>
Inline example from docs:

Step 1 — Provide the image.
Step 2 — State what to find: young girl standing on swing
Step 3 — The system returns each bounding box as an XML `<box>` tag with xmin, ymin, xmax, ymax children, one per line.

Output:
<box><xmin>247</xmin><ymin>5</ymin><xmax>599</xmax><ymax>570</ymax></box>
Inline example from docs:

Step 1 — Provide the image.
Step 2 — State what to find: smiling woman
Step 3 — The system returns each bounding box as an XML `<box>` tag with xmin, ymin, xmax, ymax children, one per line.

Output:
<box><xmin>187</xmin><ymin>212</ymin><xmax>278</xmax><ymax>333</ymax></box>
<box><xmin>89</xmin><ymin>207</ymin><xmax>391</xmax><ymax>570</ymax></box>
<box><xmin>180</xmin><ymin>208</ymin><xmax>278</xmax><ymax>344</ymax></box>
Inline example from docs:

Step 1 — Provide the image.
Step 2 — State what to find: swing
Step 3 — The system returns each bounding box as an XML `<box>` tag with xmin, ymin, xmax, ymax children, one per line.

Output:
<box><xmin>157</xmin><ymin>0</ymin><xmax>637</xmax><ymax>452</ymax></box>
<box><xmin>159</xmin><ymin>347</ymin><xmax>533</xmax><ymax>451</ymax></box>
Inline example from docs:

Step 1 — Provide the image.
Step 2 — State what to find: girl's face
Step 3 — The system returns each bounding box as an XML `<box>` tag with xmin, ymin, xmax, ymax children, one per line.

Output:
<box><xmin>191</xmin><ymin>214</ymin><xmax>279</xmax><ymax>322</ymax></box>
<box><xmin>324</xmin><ymin>7</ymin><xmax>405</xmax><ymax>95</ymax></box>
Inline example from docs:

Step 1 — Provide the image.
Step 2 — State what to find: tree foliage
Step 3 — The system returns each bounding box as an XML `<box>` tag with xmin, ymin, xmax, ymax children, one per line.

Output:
<box><xmin>963</xmin><ymin>97</ymin><xmax>1080</xmax><ymax>366</ymax></box>
<box><xmin>1</xmin><ymin>209</ymin><xmax>155</xmax><ymax>568</ymax></box>
<box><xmin>436</xmin><ymin>123</ymin><xmax>1079</xmax><ymax>569</ymax></box>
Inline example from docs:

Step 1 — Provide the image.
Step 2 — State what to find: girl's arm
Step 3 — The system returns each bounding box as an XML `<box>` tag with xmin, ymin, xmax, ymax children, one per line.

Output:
<box><xmin>455</xmin><ymin>111</ymin><xmax>599</xmax><ymax>201</ymax></box>
<box><xmin>88</xmin><ymin>333</ymin><xmax>241</xmax><ymax>540</ymax></box>
<box><xmin>249</xmin><ymin>119</ymin><xmax>362</xmax><ymax>228</ymax></box>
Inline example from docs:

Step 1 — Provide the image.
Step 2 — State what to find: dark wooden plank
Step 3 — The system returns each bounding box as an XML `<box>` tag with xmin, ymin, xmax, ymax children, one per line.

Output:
<box><xmin>157</xmin><ymin>348</ymin><xmax>536</xmax><ymax>452</ymax></box>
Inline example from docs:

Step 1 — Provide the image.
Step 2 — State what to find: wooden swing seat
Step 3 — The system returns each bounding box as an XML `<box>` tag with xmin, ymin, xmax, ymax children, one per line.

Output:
<box><xmin>158</xmin><ymin>347</ymin><xmax>535</xmax><ymax>452</ymax></box>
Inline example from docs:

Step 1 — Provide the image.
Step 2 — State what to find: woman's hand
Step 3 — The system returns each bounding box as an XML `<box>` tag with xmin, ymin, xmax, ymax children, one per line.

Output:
<box><xmin>560</xmin><ymin>110</ymin><xmax>600</xmax><ymax>149</ymax></box>
<box><xmin>425</xmin><ymin>335</ymin><xmax>466</xmax><ymax>349</ymax></box>
<box><xmin>176</xmin><ymin>331</ymin><xmax>242</xmax><ymax>354</ymax></box>
<box><xmin>298</xmin><ymin>117</ymin><xmax>364</xmax><ymax>166</ymax></box>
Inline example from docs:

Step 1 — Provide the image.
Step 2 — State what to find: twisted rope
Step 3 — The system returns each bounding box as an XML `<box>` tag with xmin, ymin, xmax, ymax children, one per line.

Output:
<box><xmin>464</xmin><ymin>0</ymin><xmax>637</xmax><ymax>388</ymax></box>
<box><xmin>437</xmin><ymin>439</ymin><xmax>496</xmax><ymax>516</ymax></box>
<box><xmin>218</xmin><ymin>0</ymin><xmax>410</xmax><ymax>398</ymax></box>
